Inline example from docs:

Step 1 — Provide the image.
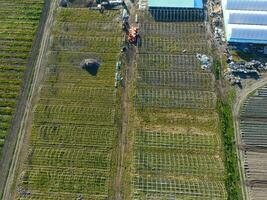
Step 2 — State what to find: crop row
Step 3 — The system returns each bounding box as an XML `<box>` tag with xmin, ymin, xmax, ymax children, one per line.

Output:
<box><xmin>134</xmin><ymin>130</ymin><xmax>221</xmax><ymax>153</ymax></box>
<box><xmin>18</xmin><ymin>193</ymin><xmax>107</xmax><ymax>200</ymax></box>
<box><xmin>241</xmin><ymin>100</ymin><xmax>267</xmax><ymax>119</ymax></box>
<box><xmin>51</xmin><ymin>35</ymin><xmax>123</xmax><ymax>52</ymax></box>
<box><xmin>33</xmin><ymin>104</ymin><xmax>115</xmax><ymax>125</ymax></box>
<box><xmin>56</xmin><ymin>9</ymin><xmax>121</xmax><ymax>23</ymax></box>
<box><xmin>47</xmin><ymin>50</ymin><xmax>118</xmax><ymax>64</ymax></box>
<box><xmin>139</xmin><ymin>36</ymin><xmax>207</xmax><ymax>54</ymax></box>
<box><xmin>141</xmin><ymin>22</ymin><xmax>205</xmax><ymax>32</ymax></box>
<box><xmin>137</xmin><ymin>54</ymin><xmax>203</xmax><ymax>71</ymax></box>
<box><xmin>244</xmin><ymin>151</ymin><xmax>267</xmax><ymax>181</ymax></box>
<box><xmin>140</xmin><ymin>22</ymin><xmax>206</xmax><ymax>39</ymax></box>
<box><xmin>21</xmin><ymin>167</ymin><xmax>109</xmax><ymax>194</ymax></box>
<box><xmin>27</xmin><ymin>146</ymin><xmax>111</xmax><ymax>169</ymax></box>
<box><xmin>53</xmin><ymin>22</ymin><xmax>122</xmax><ymax>37</ymax></box>
<box><xmin>240</xmin><ymin>86</ymin><xmax>267</xmax><ymax>144</ymax></box>
<box><xmin>134</xmin><ymin>151</ymin><xmax>224</xmax><ymax>180</ymax></box>
<box><xmin>0</xmin><ymin>0</ymin><xmax>44</xmax><ymax>156</ymax></box>
<box><xmin>44</xmin><ymin>64</ymin><xmax>115</xmax><ymax>86</ymax></box>
<box><xmin>136</xmin><ymin>88</ymin><xmax>216</xmax><ymax>109</ymax></box>
<box><xmin>240</xmin><ymin>121</ymin><xmax>267</xmax><ymax>146</ymax></box>
<box><xmin>30</xmin><ymin>124</ymin><xmax>115</xmax><ymax>149</ymax></box>
<box><xmin>39</xmin><ymin>85</ymin><xmax>115</xmax><ymax>104</ymax></box>
<box><xmin>137</xmin><ymin>70</ymin><xmax>214</xmax><ymax>90</ymax></box>
<box><xmin>136</xmin><ymin>110</ymin><xmax>219</xmax><ymax>136</ymax></box>
<box><xmin>133</xmin><ymin>176</ymin><xmax>226</xmax><ymax>199</ymax></box>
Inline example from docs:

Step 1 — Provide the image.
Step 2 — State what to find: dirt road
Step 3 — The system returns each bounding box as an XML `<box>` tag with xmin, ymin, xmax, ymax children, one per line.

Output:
<box><xmin>233</xmin><ymin>75</ymin><xmax>267</xmax><ymax>200</ymax></box>
<box><xmin>114</xmin><ymin>1</ymin><xmax>137</xmax><ymax>199</ymax></box>
<box><xmin>114</xmin><ymin>31</ymin><xmax>136</xmax><ymax>200</ymax></box>
<box><xmin>2</xmin><ymin>1</ymin><xmax>58</xmax><ymax>199</ymax></box>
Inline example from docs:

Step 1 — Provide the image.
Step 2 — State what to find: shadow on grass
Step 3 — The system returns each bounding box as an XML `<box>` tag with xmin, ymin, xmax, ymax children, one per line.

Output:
<box><xmin>83</xmin><ymin>64</ymin><xmax>100</xmax><ymax>76</ymax></box>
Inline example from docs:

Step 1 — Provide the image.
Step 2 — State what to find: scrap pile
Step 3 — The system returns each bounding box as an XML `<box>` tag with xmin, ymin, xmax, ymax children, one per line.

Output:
<box><xmin>196</xmin><ymin>53</ymin><xmax>211</xmax><ymax>71</ymax></box>
<box><xmin>224</xmin><ymin>51</ymin><xmax>267</xmax><ymax>85</ymax></box>
<box><xmin>228</xmin><ymin>60</ymin><xmax>267</xmax><ymax>74</ymax></box>
<box><xmin>208</xmin><ymin>0</ymin><xmax>225</xmax><ymax>43</ymax></box>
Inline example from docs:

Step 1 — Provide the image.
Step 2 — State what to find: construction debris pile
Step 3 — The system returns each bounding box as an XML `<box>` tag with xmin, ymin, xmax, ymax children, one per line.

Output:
<box><xmin>196</xmin><ymin>53</ymin><xmax>211</xmax><ymax>71</ymax></box>
<box><xmin>214</xmin><ymin>27</ymin><xmax>225</xmax><ymax>43</ymax></box>
<box><xmin>224</xmin><ymin>52</ymin><xmax>267</xmax><ymax>85</ymax></box>
<box><xmin>228</xmin><ymin>60</ymin><xmax>267</xmax><ymax>74</ymax></box>
<box><xmin>224</xmin><ymin>72</ymin><xmax>241</xmax><ymax>85</ymax></box>
<box><xmin>208</xmin><ymin>0</ymin><xmax>225</xmax><ymax>44</ymax></box>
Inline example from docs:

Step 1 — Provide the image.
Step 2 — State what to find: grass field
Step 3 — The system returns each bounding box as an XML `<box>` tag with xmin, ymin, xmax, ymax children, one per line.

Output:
<box><xmin>128</xmin><ymin>13</ymin><xmax>227</xmax><ymax>199</ymax></box>
<box><xmin>15</xmin><ymin>8</ymin><xmax>123</xmax><ymax>199</ymax></box>
<box><xmin>0</xmin><ymin>0</ymin><xmax>44</xmax><ymax>157</ymax></box>
<box><xmin>6</xmin><ymin>2</ymin><xmax>240</xmax><ymax>199</ymax></box>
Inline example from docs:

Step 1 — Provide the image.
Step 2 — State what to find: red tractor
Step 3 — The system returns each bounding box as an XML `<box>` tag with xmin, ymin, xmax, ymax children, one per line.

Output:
<box><xmin>127</xmin><ymin>26</ymin><xmax>140</xmax><ymax>45</ymax></box>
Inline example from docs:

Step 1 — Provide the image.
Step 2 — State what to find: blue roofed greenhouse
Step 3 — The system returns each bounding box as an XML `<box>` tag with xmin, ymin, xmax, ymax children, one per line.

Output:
<box><xmin>148</xmin><ymin>0</ymin><xmax>205</xmax><ymax>21</ymax></box>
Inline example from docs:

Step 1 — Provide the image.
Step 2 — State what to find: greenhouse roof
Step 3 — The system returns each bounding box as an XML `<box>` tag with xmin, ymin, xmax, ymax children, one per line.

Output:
<box><xmin>226</xmin><ymin>24</ymin><xmax>267</xmax><ymax>44</ymax></box>
<box><xmin>225</xmin><ymin>0</ymin><xmax>267</xmax><ymax>11</ymax></box>
<box><xmin>148</xmin><ymin>0</ymin><xmax>203</xmax><ymax>9</ymax></box>
<box><xmin>227</xmin><ymin>10</ymin><xmax>267</xmax><ymax>25</ymax></box>
<box><xmin>222</xmin><ymin>0</ymin><xmax>267</xmax><ymax>44</ymax></box>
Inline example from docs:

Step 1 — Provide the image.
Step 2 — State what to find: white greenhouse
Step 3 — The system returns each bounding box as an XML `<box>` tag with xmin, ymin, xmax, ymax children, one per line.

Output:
<box><xmin>222</xmin><ymin>0</ymin><xmax>267</xmax><ymax>44</ymax></box>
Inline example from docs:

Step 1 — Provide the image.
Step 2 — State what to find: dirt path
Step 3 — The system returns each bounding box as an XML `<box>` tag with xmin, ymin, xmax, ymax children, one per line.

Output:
<box><xmin>114</xmin><ymin>48</ymin><xmax>136</xmax><ymax>200</ymax></box>
<box><xmin>114</xmin><ymin>35</ymin><xmax>136</xmax><ymax>200</ymax></box>
<box><xmin>2</xmin><ymin>1</ymin><xmax>58</xmax><ymax>199</ymax></box>
<box><xmin>232</xmin><ymin>75</ymin><xmax>267</xmax><ymax>200</ymax></box>
<box><xmin>114</xmin><ymin>2</ymin><xmax>137</xmax><ymax>199</ymax></box>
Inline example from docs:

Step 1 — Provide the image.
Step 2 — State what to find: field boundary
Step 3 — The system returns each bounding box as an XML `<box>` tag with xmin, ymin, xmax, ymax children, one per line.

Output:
<box><xmin>0</xmin><ymin>0</ymin><xmax>55</xmax><ymax>198</ymax></box>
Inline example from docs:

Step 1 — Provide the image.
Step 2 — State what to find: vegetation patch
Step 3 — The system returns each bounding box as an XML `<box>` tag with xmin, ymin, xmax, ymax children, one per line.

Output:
<box><xmin>128</xmin><ymin>13</ymin><xmax>227</xmax><ymax>200</ymax></box>
<box><xmin>15</xmin><ymin>8</ymin><xmax>123</xmax><ymax>199</ymax></box>
<box><xmin>0</xmin><ymin>0</ymin><xmax>44</xmax><ymax>157</ymax></box>
<box><xmin>217</xmin><ymin>98</ymin><xmax>242</xmax><ymax>200</ymax></box>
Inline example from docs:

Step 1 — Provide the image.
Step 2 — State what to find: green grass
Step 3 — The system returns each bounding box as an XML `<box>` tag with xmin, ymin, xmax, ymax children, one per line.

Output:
<box><xmin>213</xmin><ymin>58</ymin><xmax>222</xmax><ymax>80</ymax></box>
<box><xmin>15</xmin><ymin>8</ymin><xmax>123</xmax><ymax>199</ymax></box>
<box><xmin>0</xmin><ymin>0</ymin><xmax>44</xmax><ymax>158</ymax></box>
<box><xmin>217</xmin><ymin>99</ymin><xmax>242</xmax><ymax>200</ymax></box>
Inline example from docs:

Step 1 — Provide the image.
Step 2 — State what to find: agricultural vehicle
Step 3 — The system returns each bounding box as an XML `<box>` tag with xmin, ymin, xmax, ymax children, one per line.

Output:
<box><xmin>124</xmin><ymin>25</ymin><xmax>141</xmax><ymax>46</ymax></box>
